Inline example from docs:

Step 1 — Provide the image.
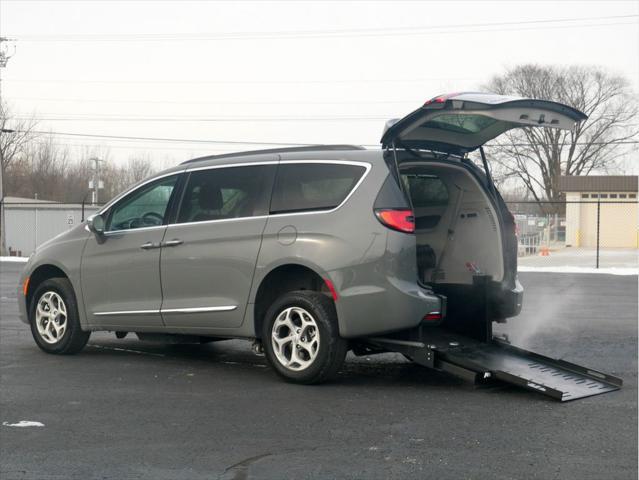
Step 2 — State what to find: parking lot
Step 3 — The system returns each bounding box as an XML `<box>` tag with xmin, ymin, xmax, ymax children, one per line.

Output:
<box><xmin>0</xmin><ymin>262</ymin><xmax>636</xmax><ymax>480</ymax></box>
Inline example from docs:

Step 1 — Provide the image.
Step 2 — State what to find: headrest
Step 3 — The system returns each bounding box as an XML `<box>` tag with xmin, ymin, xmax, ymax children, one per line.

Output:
<box><xmin>197</xmin><ymin>183</ymin><xmax>223</xmax><ymax>210</ymax></box>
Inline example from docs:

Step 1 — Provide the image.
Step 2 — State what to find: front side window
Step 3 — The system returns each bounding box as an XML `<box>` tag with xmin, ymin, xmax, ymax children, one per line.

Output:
<box><xmin>270</xmin><ymin>163</ymin><xmax>366</xmax><ymax>214</ymax></box>
<box><xmin>177</xmin><ymin>165</ymin><xmax>274</xmax><ymax>223</ymax></box>
<box><xmin>107</xmin><ymin>175</ymin><xmax>178</xmax><ymax>231</ymax></box>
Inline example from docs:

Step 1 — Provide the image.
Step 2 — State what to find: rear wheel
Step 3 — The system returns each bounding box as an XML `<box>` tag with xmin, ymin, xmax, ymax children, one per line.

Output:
<box><xmin>262</xmin><ymin>291</ymin><xmax>347</xmax><ymax>384</ymax></box>
<box><xmin>29</xmin><ymin>278</ymin><xmax>90</xmax><ymax>354</ymax></box>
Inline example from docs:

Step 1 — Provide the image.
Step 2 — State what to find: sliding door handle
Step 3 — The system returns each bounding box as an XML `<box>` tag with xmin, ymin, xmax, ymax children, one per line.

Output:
<box><xmin>140</xmin><ymin>242</ymin><xmax>160</xmax><ymax>250</ymax></box>
<box><xmin>163</xmin><ymin>239</ymin><xmax>184</xmax><ymax>247</ymax></box>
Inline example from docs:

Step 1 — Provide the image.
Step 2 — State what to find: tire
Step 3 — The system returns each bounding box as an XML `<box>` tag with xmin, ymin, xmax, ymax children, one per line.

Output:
<box><xmin>29</xmin><ymin>277</ymin><xmax>90</xmax><ymax>355</ymax></box>
<box><xmin>262</xmin><ymin>290</ymin><xmax>347</xmax><ymax>384</ymax></box>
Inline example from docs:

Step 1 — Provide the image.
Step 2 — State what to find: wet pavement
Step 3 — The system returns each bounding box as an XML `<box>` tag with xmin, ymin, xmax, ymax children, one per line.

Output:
<box><xmin>1</xmin><ymin>262</ymin><xmax>636</xmax><ymax>479</ymax></box>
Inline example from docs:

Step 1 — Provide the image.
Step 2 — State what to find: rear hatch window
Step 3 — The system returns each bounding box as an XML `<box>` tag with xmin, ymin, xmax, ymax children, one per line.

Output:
<box><xmin>381</xmin><ymin>92</ymin><xmax>587</xmax><ymax>155</ymax></box>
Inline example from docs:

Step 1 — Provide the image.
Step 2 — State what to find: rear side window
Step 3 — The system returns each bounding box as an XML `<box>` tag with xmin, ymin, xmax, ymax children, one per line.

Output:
<box><xmin>270</xmin><ymin>163</ymin><xmax>366</xmax><ymax>214</ymax></box>
<box><xmin>177</xmin><ymin>165</ymin><xmax>274</xmax><ymax>223</ymax></box>
<box><xmin>401</xmin><ymin>173</ymin><xmax>449</xmax><ymax>207</ymax></box>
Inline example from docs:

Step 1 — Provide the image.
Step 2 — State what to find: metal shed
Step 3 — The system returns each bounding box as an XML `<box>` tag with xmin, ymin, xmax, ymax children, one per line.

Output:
<box><xmin>3</xmin><ymin>197</ymin><xmax>100</xmax><ymax>256</ymax></box>
<box><xmin>560</xmin><ymin>176</ymin><xmax>638</xmax><ymax>248</ymax></box>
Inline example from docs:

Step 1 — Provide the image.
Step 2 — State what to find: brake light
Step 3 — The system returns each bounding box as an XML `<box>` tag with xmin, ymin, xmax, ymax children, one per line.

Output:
<box><xmin>424</xmin><ymin>92</ymin><xmax>459</xmax><ymax>106</ymax></box>
<box><xmin>423</xmin><ymin>311</ymin><xmax>442</xmax><ymax>322</ymax></box>
<box><xmin>375</xmin><ymin>209</ymin><xmax>415</xmax><ymax>233</ymax></box>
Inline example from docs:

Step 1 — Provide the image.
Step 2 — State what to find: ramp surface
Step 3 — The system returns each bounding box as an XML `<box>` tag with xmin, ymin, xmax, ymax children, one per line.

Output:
<box><xmin>440</xmin><ymin>339</ymin><xmax>622</xmax><ymax>401</ymax></box>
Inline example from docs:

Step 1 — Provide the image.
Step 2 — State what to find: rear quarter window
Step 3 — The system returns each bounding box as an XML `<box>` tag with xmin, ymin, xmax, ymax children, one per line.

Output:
<box><xmin>401</xmin><ymin>174</ymin><xmax>449</xmax><ymax>207</ymax></box>
<box><xmin>270</xmin><ymin>163</ymin><xmax>366</xmax><ymax>214</ymax></box>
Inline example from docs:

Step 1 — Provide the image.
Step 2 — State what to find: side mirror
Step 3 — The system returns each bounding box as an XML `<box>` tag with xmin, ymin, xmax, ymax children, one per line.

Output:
<box><xmin>87</xmin><ymin>214</ymin><xmax>105</xmax><ymax>236</ymax></box>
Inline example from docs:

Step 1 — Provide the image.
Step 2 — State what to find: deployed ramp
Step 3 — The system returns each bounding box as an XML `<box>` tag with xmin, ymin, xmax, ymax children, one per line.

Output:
<box><xmin>368</xmin><ymin>330</ymin><xmax>622</xmax><ymax>402</ymax></box>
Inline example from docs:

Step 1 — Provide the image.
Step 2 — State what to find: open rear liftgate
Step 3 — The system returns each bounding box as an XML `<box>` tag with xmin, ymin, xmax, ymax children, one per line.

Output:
<box><xmin>364</xmin><ymin>277</ymin><xmax>622</xmax><ymax>402</ymax></box>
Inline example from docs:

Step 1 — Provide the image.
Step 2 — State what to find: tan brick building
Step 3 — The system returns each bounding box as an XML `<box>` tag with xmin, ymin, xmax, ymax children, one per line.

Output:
<box><xmin>560</xmin><ymin>176</ymin><xmax>638</xmax><ymax>248</ymax></box>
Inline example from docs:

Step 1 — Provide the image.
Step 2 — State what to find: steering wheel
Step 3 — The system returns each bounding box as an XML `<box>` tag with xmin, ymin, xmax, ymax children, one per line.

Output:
<box><xmin>142</xmin><ymin>211</ymin><xmax>164</xmax><ymax>226</ymax></box>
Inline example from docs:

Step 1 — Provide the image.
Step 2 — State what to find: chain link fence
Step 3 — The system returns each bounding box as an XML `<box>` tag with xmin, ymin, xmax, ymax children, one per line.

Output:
<box><xmin>507</xmin><ymin>200</ymin><xmax>638</xmax><ymax>269</ymax></box>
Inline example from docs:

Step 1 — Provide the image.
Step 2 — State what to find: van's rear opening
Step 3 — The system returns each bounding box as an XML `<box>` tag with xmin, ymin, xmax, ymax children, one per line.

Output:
<box><xmin>363</xmin><ymin>92</ymin><xmax>621</xmax><ymax>400</ymax></box>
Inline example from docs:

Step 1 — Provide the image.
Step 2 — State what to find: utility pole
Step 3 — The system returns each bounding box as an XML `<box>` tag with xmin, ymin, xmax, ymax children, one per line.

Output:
<box><xmin>0</xmin><ymin>36</ymin><xmax>16</xmax><ymax>256</ymax></box>
<box><xmin>89</xmin><ymin>157</ymin><xmax>105</xmax><ymax>205</ymax></box>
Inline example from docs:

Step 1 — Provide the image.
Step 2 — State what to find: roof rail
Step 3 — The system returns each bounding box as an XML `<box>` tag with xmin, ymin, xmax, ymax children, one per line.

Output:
<box><xmin>181</xmin><ymin>144</ymin><xmax>365</xmax><ymax>164</ymax></box>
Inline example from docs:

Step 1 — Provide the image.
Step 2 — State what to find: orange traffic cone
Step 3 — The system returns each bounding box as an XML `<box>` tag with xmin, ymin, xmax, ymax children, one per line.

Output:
<box><xmin>540</xmin><ymin>246</ymin><xmax>550</xmax><ymax>256</ymax></box>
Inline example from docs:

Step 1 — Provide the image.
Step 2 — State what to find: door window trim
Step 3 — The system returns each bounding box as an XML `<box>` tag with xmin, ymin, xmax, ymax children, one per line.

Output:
<box><xmin>102</xmin><ymin>172</ymin><xmax>183</xmax><ymax>235</ymax></box>
<box><xmin>96</xmin><ymin>160</ymin><xmax>371</xmax><ymax>231</ymax></box>
<box><xmin>168</xmin><ymin>159</ymin><xmax>371</xmax><ymax>226</ymax></box>
<box><xmin>172</xmin><ymin>163</ymin><xmax>277</xmax><ymax>226</ymax></box>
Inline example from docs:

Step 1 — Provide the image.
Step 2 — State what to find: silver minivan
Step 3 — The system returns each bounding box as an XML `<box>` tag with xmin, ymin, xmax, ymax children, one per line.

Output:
<box><xmin>18</xmin><ymin>93</ymin><xmax>587</xmax><ymax>384</ymax></box>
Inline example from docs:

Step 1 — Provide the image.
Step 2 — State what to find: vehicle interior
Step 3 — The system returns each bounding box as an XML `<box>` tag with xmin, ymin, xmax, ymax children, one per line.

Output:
<box><xmin>399</xmin><ymin>160</ymin><xmax>504</xmax><ymax>287</ymax></box>
<box><xmin>397</xmin><ymin>153</ymin><xmax>508</xmax><ymax>336</ymax></box>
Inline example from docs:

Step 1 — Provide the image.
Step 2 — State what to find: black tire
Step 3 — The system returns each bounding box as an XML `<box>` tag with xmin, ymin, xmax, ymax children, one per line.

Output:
<box><xmin>262</xmin><ymin>290</ymin><xmax>347</xmax><ymax>384</ymax></box>
<box><xmin>29</xmin><ymin>277</ymin><xmax>90</xmax><ymax>354</ymax></box>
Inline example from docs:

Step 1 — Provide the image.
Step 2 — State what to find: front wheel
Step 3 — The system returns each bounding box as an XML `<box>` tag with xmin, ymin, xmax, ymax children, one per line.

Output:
<box><xmin>262</xmin><ymin>291</ymin><xmax>347</xmax><ymax>384</ymax></box>
<box><xmin>29</xmin><ymin>278</ymin><xmax>90</xmax><ymax>354</ymax></box>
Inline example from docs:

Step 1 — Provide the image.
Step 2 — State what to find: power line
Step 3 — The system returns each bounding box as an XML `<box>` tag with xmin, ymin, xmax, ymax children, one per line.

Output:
<box><xmin>16</xmin><ymin>115</ymin><xmax>389</xmax><ymax>122</ymax></box>
<box><xmin>4</xmin><ymin>77</ymin><xmax>475</xmax><ymax>84</ymax></box>
<box><xmin>8</xmin><ymin>96</ymin><xmax>418</xmax><ymax>105</ymax></box>
<box><xmin>9</xmin><ymin>15</ymin><xmax>639</xmax><ymax>41</ymax></box>
<box><xmin>25</xmin><ymin>130</ymin><xmax>320</xmax><ymax>146</ymax></box>
<box><xmin>14</xmin><ymin>129</ymin><xmax>639</xmax><ymax>147</ymax></box>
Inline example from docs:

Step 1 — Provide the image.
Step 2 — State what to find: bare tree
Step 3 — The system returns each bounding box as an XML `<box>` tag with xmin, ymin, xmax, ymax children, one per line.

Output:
<box><xmin>111</xmin><ymin>155</ymin><xmax>155</xmax><ymax>194</ymax></box>
<box><xmin>0</xmin><ymin>102</ymin><xmax>38</xmax><ymax>254</ymax></box>
<box><xmin>483</xmin><ymin>65</ymin><xmax>638</xmax><ymax>203</ymax></box>
<box><xmin>20</xmin><ymin>136</ymin><xmax>71</xmax><ymax>201</ymax></box>
<box><xmin>0</xmin><ymin>102</ymin><xmax>37</xmax><ymax>172</ymax></box>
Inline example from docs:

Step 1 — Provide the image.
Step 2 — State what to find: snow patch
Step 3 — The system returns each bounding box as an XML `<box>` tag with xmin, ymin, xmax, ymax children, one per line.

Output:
<box><xmin>0</xmin><ymin>256</ymin><xmax>28</xmax><ymax>263</ymax></box>
<box><xmin>519</xmin><ymin>266</ymin><xmax>638</xmax><ymax>276</ymax></box>
<box><xmin>2</xmin><ymin>420</ymin><xmax>45</xmax><ymax>428</ymax></box>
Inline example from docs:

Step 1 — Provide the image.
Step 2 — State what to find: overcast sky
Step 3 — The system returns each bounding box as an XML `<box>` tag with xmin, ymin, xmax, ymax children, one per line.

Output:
<box><xmin>1</xmin><ymin>0</ymin><xmax>638</xmax><ymax>168</ymax></box>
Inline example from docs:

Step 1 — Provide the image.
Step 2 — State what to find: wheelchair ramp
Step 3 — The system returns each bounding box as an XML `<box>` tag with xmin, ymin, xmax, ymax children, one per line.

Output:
<box><xmin>439</xmin><ymin>340</ymin><xmax>622</xmax><ymax>401</ymax></box>
<box><xmin>368</xmin><ymin>330</ymin><xmax>622</xmax><ymax>401</ymax></box>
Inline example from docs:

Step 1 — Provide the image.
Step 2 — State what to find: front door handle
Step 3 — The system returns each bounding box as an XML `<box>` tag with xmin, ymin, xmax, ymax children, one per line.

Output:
<box><xmin>140</xmin><ymin>242</ymin><xmax>160</xmax><ymax>250</ymax></box>
<box><xmin>163</xmin><ymin>239</ymin><xmax>184</xmax><ymax>247</ymax></box>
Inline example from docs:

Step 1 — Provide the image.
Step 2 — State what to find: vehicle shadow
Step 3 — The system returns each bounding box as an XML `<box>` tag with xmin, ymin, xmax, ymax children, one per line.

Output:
<box><xmin>82</xmin><ymin>337</ymin><xmax>527</xmax><ymax>399</ymax></box>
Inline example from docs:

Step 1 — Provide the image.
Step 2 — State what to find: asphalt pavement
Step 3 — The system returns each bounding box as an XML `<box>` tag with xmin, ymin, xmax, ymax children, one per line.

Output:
<box><xmin>1</xmin><ymin>262</ymin><xmax>636</xmax><ymax>480</ymax></box>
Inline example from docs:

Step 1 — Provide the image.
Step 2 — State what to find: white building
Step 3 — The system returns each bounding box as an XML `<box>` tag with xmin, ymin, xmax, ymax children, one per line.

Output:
<box><xmin>560</xmin><ymin>176</ymin><xmax>638</xmax><ymax>248</ymax></box>
<box><xmin>3</xmin><ymin>196</ymin><xmax>100</xmax><ymax>256</ymax></box>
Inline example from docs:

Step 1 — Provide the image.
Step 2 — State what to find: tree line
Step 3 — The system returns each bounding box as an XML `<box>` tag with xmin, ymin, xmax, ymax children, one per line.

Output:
<box><xmin>1</xmin><ymin>107</ymin><xmax>156</xmax><ymax>204</ymax></box>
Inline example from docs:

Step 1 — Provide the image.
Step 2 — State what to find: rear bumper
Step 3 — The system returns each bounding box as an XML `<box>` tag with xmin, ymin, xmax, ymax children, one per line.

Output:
<box><xmin>335</xmin><ymin>277</ymin><xmax>441</xmax><ymax>338</ymax></box>
<box><xmin>494</xmin><ymin>278</ymin><xmax>524</xmax><ymax>319</ymax></box>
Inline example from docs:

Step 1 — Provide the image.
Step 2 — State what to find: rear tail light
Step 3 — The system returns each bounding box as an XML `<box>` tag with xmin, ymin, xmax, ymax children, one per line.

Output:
<box><xmin>375</xmin><ymin>209</ymin><xmax>415</xmax><ymax>233</ymax></box>
<box><xmin>423</xmin><ymin>311</ymin><xmax>442</xmax><ymax>322</ymax></box>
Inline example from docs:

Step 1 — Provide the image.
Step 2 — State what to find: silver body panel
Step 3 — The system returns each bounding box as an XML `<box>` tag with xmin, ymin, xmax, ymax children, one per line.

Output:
<box><xmin>17</xmin><ymin>149</ymin><xmax>443</xmax><ymax>339</ymax></box>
